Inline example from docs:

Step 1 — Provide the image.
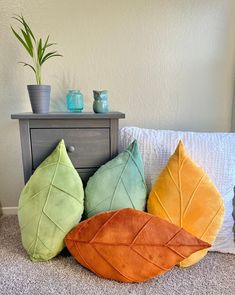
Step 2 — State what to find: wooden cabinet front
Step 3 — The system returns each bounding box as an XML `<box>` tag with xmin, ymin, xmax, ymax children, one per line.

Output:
<box><xmin>11</xmin><ymin>112</ymin><xmax>125</xmax><ymax>184</ymax></box>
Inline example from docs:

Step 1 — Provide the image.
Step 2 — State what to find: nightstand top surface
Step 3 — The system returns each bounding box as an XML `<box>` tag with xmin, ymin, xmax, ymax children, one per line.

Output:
<box><xmin>11</xmin><ymin>112</ymin><xmax>125</xmax><ymax>120</ymax></box>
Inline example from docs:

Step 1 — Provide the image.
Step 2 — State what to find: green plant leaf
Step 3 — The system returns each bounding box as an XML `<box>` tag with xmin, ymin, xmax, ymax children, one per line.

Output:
<box><xmin>43</xmin><ymin>35</ymin><xmax>50</xmax><ymax>49</ymax></box>
<box><xmin>20</xmin><ymin>29</ymin><xmax>33</xmax><ymax>57</ymax></box>
<box><xmin>13</xmin><ymin>15</ymin><xmax>36</xmax><ymax>43</ymax></box>
<box><xmin>19</xmin><ymin>62</ymin><xmax>36</xmax><ymax>74</ymax></box>
<box><xmin>39</xmin><ymin>35</ymin><xmax>49</xmax><ymax>64</ymax></box>
<box><xmin>46</xmin><ymin>42</ymin><xmax>57</xmax><ymax>48</ymax></box>
<box><xmin>21</xmin><ymin>14</ymin><xmax>36</xmax><ymax>42</ymax></box>
<box><xmin>11</xmin><ymin>27</ymin><xmax>33</xmax><ymax>57</ymax></box>
<box><xmin>41</xmin><ymin>51</ymin><xmax>62</xmax><ymax>65</ymax></box>
<box><xmin>41</xmin><ymin>35</ymin><xmax>57</xmax><ymax>50</ymax></box>
<box><xmin>37</xmin><ymin>38</ymin><xmax>43</xmax><ymax>63</ymax></box>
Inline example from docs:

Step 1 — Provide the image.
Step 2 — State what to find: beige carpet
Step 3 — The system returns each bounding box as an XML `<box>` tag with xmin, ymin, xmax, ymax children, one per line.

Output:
<box><xmin>0</xmin><ymin>215</ymin><xmax>235</xmax><ymax>295</ymax></box>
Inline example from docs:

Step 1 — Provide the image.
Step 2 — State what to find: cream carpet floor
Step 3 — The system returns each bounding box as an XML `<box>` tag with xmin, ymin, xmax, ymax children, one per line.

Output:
<box><xmin>0</xmin><ymin>215</ymin><xmax>235</xmax><ymax>295</ymax></box>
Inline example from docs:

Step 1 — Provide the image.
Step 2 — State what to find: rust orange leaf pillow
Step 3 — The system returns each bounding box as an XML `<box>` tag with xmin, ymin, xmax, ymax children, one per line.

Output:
<box><xmin>64</xmin><ymin>208</ymin><xmax>210</xmax><ymax>282</ymax></box>
<box><xmin>147</xmin><ymin>140</ymin><xmax>224</xmax><ymax>267</ymax></box>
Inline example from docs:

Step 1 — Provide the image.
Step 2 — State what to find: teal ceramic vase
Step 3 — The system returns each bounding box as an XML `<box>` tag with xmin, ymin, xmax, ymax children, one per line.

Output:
<box><xmin>93</xmin><ymin>90</ymin><xmax>109</xmax><ymax>113</ymax></box>
<box><xmin>66</xmin><ymin>90</ymin><xmax>84</xmax><ymax>112</ymax></box>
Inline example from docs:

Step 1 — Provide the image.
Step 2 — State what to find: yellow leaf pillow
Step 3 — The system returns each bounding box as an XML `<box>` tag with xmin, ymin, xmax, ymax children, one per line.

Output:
<box><xmin>147</xmin><ymin>140</ymin><xmax>224</xmax><ymax>267</ymax></box>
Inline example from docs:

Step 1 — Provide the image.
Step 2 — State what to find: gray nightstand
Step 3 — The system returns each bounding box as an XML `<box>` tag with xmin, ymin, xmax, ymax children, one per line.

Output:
<box><xmin>11</xmin><ymin>112</ymin><xmax>125</xmax><ymax>184</ymax></box>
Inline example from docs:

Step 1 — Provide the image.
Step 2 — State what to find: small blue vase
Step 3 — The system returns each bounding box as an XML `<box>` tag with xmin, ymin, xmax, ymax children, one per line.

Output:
<box><xmin>93</xmin><ymin>90</ymin><xmax>109</xmax><ymax>113</ymax></box>
<box><xmin>66</xmin><ymin>90</ymin><xmax>83</xmax><ymax>112</ymax></box>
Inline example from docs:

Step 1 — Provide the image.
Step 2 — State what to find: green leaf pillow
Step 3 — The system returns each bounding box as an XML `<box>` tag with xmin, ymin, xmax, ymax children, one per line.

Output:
<box><xmin>18</xmin><ymin>139</ymin><xmax>84</xmax><ymax>262</ymax></box>
<box><xmin>84</xmin><ymin>140</ymin><xmax>147</xmax><ymax>218</ymax></box>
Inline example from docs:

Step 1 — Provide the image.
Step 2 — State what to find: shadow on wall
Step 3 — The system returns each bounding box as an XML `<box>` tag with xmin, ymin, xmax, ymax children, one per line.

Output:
<box><xmin>50</xmin><ymin>71</ymin><xmax>93</xmax><ymax>112</ymax></box>
<box><xmin>50</xmin><ymin>72</ymin><xmax>79</xmax><ymax>112</ymax></box>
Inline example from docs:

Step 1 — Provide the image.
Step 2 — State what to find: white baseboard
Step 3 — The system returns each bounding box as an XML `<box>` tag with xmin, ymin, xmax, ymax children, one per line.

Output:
<box><xmin>1</xmin><ymin>207</ymin><xmax>18</xmax><ymax>215</ymax></box>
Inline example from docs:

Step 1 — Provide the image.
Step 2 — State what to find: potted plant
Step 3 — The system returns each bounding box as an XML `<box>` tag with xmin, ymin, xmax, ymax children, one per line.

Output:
<box><xmin>11</xmin><ymin>15</ymin><xmax>62</xmax><ymax>113</ymax></box>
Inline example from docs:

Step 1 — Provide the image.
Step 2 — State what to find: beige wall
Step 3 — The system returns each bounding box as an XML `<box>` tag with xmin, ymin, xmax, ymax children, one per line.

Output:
<box><xmin>0</xmin><ymin>0</ymin><xmax>235</xmax><ymax>208</ymax></box>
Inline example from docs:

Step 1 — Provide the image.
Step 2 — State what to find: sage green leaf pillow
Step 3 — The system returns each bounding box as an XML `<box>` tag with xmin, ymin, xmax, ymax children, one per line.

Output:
<box><xmin>84</xmin><ymin>140</ymin><xmax>147</xmax><ymax>218</ymax></box>
<box><xmin>18</xmin><ymin>139</ymin><xmax>84</xmax><ymax>262</ymax></box>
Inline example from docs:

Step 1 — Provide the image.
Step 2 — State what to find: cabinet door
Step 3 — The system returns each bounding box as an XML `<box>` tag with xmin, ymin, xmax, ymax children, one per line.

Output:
<box><xmin>30</xmin><ymin>128</ymin><xmax>110</xmax><ymax>169</ymax></box>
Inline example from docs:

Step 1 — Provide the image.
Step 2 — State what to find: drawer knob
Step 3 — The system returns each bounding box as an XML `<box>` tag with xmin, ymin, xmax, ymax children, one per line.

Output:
<box><xmin>67</xmin><ymin>145</ymin><xmax>75</xmax><ymax>153</ymax></box>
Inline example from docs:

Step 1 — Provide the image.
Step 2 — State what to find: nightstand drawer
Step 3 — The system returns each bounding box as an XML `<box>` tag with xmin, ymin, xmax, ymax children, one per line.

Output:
<box><xmin>30</xmin><ymin>128</ymin><xmax>110</xmax><ymax>169</ymax></box>
<box><xmin>12</xmin><ymin>112</ymin><xmax>125</xmax><ymax>184</ymax></box>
